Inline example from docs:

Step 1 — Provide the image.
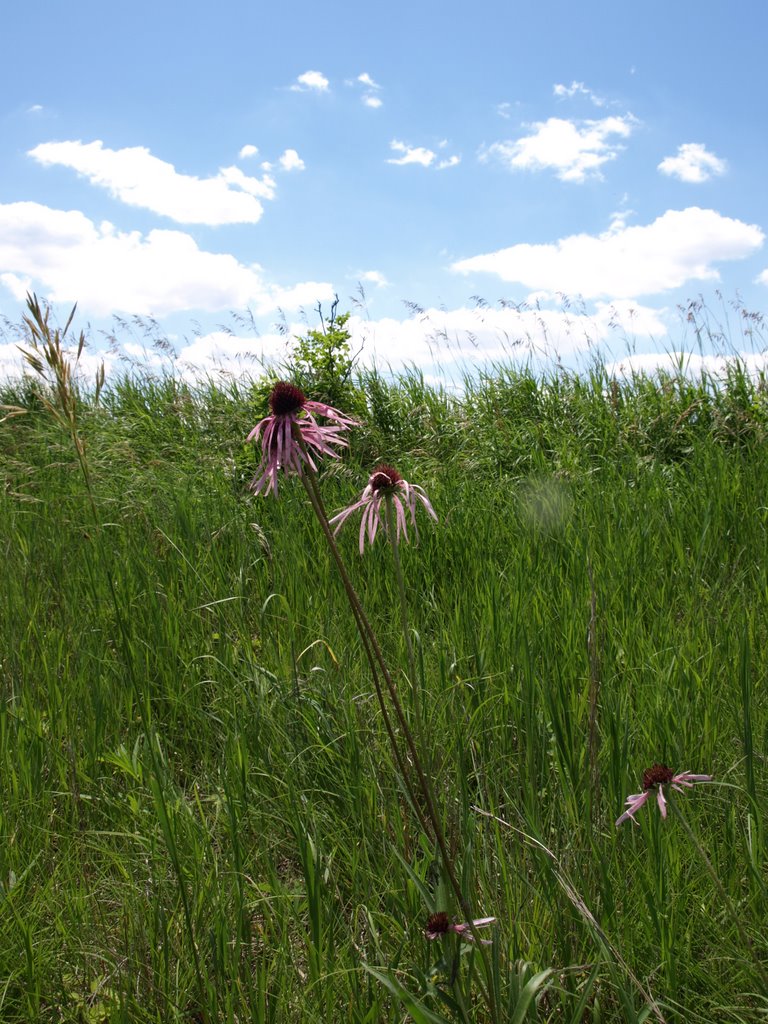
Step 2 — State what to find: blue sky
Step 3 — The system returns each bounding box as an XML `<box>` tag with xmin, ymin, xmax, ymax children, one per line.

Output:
<box><xmin>2</xmin><ymin>0</ymin><xmax>768</xmax><ymax>381</ymax></box>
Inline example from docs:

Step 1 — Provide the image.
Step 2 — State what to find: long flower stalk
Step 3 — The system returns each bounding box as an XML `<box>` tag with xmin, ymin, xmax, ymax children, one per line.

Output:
<box><xmin>296</xmin><ymin>439</ymin><xmax>497</xmax><ymax>1019</ymax></box>
<box><xmin>298</xmin><ymin>471</ymin><xmax>429</xmax><ymax>836</ymax></box>
<box><xmin>299</xmin><ymin>460</ymin><xmax>440</xmax><ymax>832</ymax></box>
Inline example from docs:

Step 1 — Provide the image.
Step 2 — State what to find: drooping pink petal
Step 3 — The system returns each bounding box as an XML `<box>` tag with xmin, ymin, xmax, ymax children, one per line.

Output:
<box><xmin>615</xmin><ymin>791</ymin><xmax>649</xmax><ymax>826</ymax></box>
<box><xmin>247</xmin><ymin>414</ymin><xmax>272</xmax><ymax>444</ymax></box>
<box><xmin>247</xmin><ymin>384</ymin><xmax>355</xmax><ymax>497</ymax></box>
<box><xmin>399</xmin><ymin>484</ymin><xmax>420</xmax><ymax>542</ymax></box>
<box><xmin>393</xmin><ymin>493</ymin><xmax>408</xmax><ymax>543</ymax></box>
<box><xmin>415</xmin><ymin>485</ymin><xmax>438</xmax><ymax>521</ymax></box>
<box><xmin>656</xmin><ymin>786</ymin><xmax>668</xmax><ymax>818</ymax></box>
<box><xmin>367</xmin><ymin>497</ymin><xmax>382</xmax><ymax>546</ymax></box>
<box><xmin>359</xmin><ymin>502</ymin><xmax>372</xmax><ymax>555</ymax></box>
<box><xmin>450</xmin><ymin>917</ymin><xmax>496</xmax><ymax>944</ymax></box>
<box><xmin>672</xmin><ymin>771</ymin><xmax>713</xmax><ymax>788</ymax></box>
<box><xmin>303</xmin><ymin>399</ymin><xmax>359</xmax><ymax>430</ymax></box>
<box><xmin>329</xmin><ymin>497</ymin><xmax>368</xmax><ymax>533</ymax></box>
<box><xmin>330</xmin><ymin>464</ymin><xmax>437</xmax><ymax>553</ymax></box>
<box><xmin>617</xmin><ymin>765</ymin><xmax>712</xmax><ymax>827</ymax></box>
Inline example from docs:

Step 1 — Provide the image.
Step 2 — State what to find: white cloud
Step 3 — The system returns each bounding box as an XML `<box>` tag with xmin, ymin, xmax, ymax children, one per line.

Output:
<box><xmin>175</xmin><ymin>331</ymin><xmax>292</xmax><ymax>376</ymax></box>
<box><xmin>387</xmin><ymin>140</ymin><xmax>459</xmax><ymax>169</ymax></box>
<box><xmin>496</xmin><ymin>102</ymin><xmax>512</xmax><ymax>119</ymax></box>
<box><xmin>217</xmin><ymin>164</ymin><xmax>276</xmax><ymax>199</ymax></box>
<box><xmin>483</xmin><ymin>115</ymin><xmax>635</xmax><ymax>183</ymax></box>
<box><xmin>0</xmin><ymin>297</ymin><xmax>671</xmax><ymax>383</ymax></box>
<box><xmin>553</xmin><ymin>81</ymin><xmax>605</xmax><ymax>106</ymax></box>
<box><xmin>351</xmin><ymin>72</ymin><xmax>382</xmax><ymax>108</ymax></box>
<box><xmin>239</xmin><ymin>144</ymin><xmax>258</xmax><ymax>159</ymax></box>
<box><xmin>0</xmin><ymin>344</ymin><xmax>24</xmax><ymax>380</ymax></box>
<box><xmin>607</xmin><ymin>204</ymin><xmax>634</xmax><ymax>232</ymax></box>
<box><xmin>387</xmin><ymin>141</ymin><xmax>436</xmax><ymax>167</ymax></box>
<box><xmin>0</xmin><ymin>328</ymin><xmax>293</xmax><ymax>385</ymax></box>
<box><xmin>452</xmin><ymin>207</ymin><xmax>763</xmax><ymax>298</ymax></box>
<box><xmin>27</xmin><ymin>104</ymin><xmax>43</xmax><ymax>114</ymax></box>
<box><xmin>278</xmin><ymin>148</ymin><xmax>305</xmax><ymax>172</ymax></box>
<box><xmin>1</xmin><ymin>272</ymin><xmax>32</xmax><ymax>300</ymax></box>
<box><xmin>291</xmin><ymin>70</ymin><xmax>329</xmax><ymax>92</ymax></box>
<box><xmin>0</xmin><ymin>201</ymin><xmax>334</xmax><ymax>317</ymax></box>
<box><xmin>357</xmin><ymin>270</ymin><xmax>389</xmax><ymax>288</ymax></box>
<box><xmin>658</xmin><ymin>143</ymin><xmax>727</xmax><ymax>183</ymax></box>
<box><xmin>357</xmin><ymin>72</ymin><xmax>380</xmax><ymax>90</ymax></box>
<box><xmin>0</xmin><ymin>339</ymin><xmax>117</xmax><ymax>385</ymax></box>
<box><xmin>29</xmin><ymin>140</ymin><xmax>278</xmax><ymax>224</ymax></box>
<box><xmin>605</xmin><ymin>351</ymin><xmax>768</xmax><ymax>379</ymax></box>
<box><xmin>591</xmin><ymin>299</ymin><xmax>668</xmax><ymax>337</ymax></box>
<box><xmin>346</xmin><ymin>300</ymin><xmax>666</xmax><ymax>371</ymax></box>
<box><xmin>0</xmin><ymin>343</ymin><xmax>26</xmax><ymax>380</ymax></box>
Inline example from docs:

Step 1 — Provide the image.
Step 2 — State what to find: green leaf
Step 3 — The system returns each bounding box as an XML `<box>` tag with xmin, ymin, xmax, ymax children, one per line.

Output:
<box><xmin>364</xmin><ymin>966</ymin><xmax>452</xmax><ymax>1024</ymax></box>
<box><xmin>509</xmin><ymin>968</ymin><xmax>554</xmax><ymax>1024</ymax></box>
<box><xmin>567</xmin><ymin>963</ymin><xmax>600</xmax><ymax>1024</ymax></box>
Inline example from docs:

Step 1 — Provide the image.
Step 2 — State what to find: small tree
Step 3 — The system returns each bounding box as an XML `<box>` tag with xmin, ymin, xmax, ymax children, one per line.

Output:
<box><xmin>289</xmin><ymin>296</ymin><xmax>361</xmax><ymax>412</ymax></box>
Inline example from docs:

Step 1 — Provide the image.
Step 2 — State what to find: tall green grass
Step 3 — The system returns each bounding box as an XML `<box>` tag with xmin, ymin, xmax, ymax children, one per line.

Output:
<box><xmin>1</xmin><ymin>354</ymin><xmax>767</xmax><ymax>1021</ymax></box>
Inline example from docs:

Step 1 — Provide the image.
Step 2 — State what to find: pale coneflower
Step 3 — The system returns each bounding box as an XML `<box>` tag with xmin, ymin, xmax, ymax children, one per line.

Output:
<box><xmin>247</xmin><ymin>381</ymin><xmax>357</xmax><ymax>496</ymax></box>
<box><xmin>616</xmin><ymin>763</ymin><xmax>712</xmax><ymax>827</ymax></box>
<box><xmin>424</xmin><ymin>911</ymin><xmax>496</xmax><ymax>944</ymax></box>
<box><xmin>329</xmin><ymin>463</ymin><xmax>437</xmax><ymax>554</ymax></box>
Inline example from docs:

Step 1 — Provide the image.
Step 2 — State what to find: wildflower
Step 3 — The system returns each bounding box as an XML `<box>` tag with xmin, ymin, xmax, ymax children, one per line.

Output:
<box><xmin>247</xmin><ymin>381</ymin><xmax>357</xmax><ymax>496</ymax></box>
<box><xmin>329</xmin><ymin>463</ymin><xmax>437</xmax><ymax>554</ymax></box>
<box><xmin>425</xmin><ymin>911</ymin><xmax>496</xmax><ymax>943</ymax></box>
<box><xmin>615</xmin><ymin>763</ymin><xmax>712</xmax><ymax>827</ymax></box>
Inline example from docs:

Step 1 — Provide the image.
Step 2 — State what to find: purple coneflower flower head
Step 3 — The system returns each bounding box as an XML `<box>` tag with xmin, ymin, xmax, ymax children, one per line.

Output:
<box><xmin>247</xmin><ymin>381</ymin><xmax>357</xmax><ymax>496</ymax></box>
<box><xmin>425</xmin><ymin>911</ymin><xmax>496</xmax><ymax>944</ymax></box>
<box><xmin>329</xmin><ymin>463</ymin><xmax>438</xmax><ymax>554</ymax></box>
<box><xmin>616</xmin><ymin>763</ymin><xmax>712</xmax><ymax>827</ymax></box>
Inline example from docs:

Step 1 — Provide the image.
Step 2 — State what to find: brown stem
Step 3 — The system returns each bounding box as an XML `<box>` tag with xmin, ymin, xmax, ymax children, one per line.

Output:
<box><xmin>298</xmin><ymin>473</ymin><xmax>430</xmax><ymax>838</ymax></box>
<box><xmin>297</xmin><ymin>448</ymin><xmax>497</xmax><ymax>1018</ymax></box>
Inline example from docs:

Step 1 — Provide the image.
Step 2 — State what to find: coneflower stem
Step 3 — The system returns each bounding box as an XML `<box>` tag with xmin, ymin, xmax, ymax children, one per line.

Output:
<box><xmin>298</xmin><ymin>474</ymin><xmax>428</xmax><ymax>833</ymax></box>
<box><xmin>296</xmin><ymin>444</ymin><xmax>497</xmax><ymax>1020</ymax></box>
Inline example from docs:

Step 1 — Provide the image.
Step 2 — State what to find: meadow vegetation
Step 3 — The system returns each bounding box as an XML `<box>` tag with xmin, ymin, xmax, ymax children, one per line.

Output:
<box><xmin>1</xmin><ymin>299</ymin><xmax>767</xmax><ymax>1021</ymax></box>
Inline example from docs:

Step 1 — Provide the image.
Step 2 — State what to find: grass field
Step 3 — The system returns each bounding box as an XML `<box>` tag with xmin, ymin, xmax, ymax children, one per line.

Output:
<box><xmin>1</xmin><ymin>311</ymin><xmax>768</xmax><ymax>1021</ymax></box>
